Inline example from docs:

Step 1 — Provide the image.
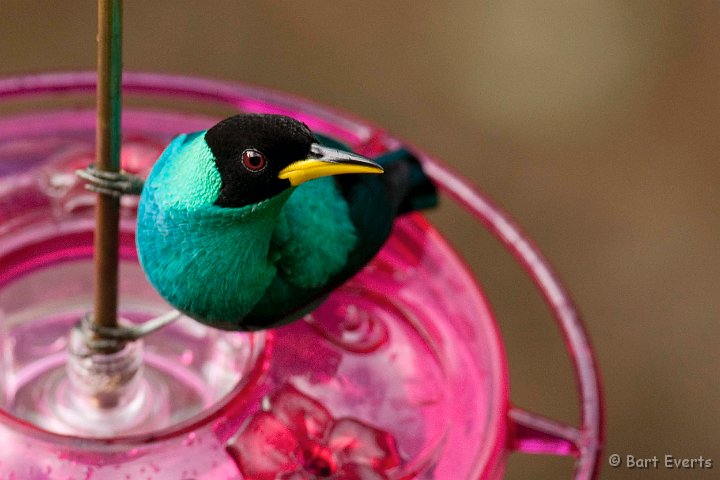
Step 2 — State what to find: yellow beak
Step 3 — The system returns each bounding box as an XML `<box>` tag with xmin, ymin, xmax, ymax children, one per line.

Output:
<box><xmin>278</xmin><ymin>144</ymin><xmax>384</xmax><ymax>186</ymax></box>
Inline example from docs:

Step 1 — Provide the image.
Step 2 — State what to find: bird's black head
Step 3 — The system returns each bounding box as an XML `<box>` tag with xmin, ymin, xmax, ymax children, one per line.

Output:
<box><xmin>205</xmin><ymin>114</ymin><xmax>316</xmax><ymax>208</ymax></box>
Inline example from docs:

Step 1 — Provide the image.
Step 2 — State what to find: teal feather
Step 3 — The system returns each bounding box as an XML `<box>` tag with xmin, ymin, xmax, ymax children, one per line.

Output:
<box><xmin>272</xmin><ymin>177</ymin><xmax>357</xmax><ymax>289</ymax></box>
<box><xmin>136</xmin><ymin>127</ymin><xmax>437</xmax><ymax>330</ymax></box>
<box><xmin>138</xmin><ymin>134</ymin><xmax>288</xmax><ymax>328</ymax></box>
<box><xmin>243</xmin><ymin>144</ymin><xmax>437</xmax><ymax>329</ymax></box>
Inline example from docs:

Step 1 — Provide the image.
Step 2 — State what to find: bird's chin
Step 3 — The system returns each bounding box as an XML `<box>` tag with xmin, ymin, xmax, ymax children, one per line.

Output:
<box><xmin>214</xmin><ymin>187</ymin><xmax>292</xmax><ymax>211</ymax></box>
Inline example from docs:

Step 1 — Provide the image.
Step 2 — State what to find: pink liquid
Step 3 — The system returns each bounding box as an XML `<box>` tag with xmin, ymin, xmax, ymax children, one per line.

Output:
<box><xmin>0</xmin><ymin>73</ymin><xmax>602</xmax><ymax>479</ymax></box>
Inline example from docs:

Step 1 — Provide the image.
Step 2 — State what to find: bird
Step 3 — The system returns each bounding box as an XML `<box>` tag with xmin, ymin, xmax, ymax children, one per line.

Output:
<box><xmin>79</xmin><ymin>113</ymin><xmax>437</xmax><ymax>331</ymax></box>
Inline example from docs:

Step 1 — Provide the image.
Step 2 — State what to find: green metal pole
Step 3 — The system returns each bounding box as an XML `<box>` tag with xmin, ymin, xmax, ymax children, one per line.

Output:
<box><xmin>93</xmin><ymin>0</ymin><xmax>123</xmax><ymax>343</ymax></box>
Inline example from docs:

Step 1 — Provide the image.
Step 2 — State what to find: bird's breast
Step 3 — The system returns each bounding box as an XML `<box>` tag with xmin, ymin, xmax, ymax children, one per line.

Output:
<box><xmin>136</xmin><ymin>188</ymin><xmax>286</xmax><ymax>328</ymax></box>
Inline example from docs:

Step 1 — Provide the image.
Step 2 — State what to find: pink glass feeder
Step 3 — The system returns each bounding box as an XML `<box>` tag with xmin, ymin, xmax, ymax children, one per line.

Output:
<box><xmin>0</xmin><ymin>73</ymin><xmax>603</xmax><ymax>479</ymax></box>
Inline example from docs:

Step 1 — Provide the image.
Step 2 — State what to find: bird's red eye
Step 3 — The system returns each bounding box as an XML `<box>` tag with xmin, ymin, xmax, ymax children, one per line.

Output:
<box><xmin>241</xmin><ymin>149</ymin><xmax>267</xmax><ymax>171</ymax></box>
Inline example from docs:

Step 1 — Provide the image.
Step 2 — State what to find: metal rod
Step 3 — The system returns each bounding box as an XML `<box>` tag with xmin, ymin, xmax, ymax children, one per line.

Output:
<box><xmin>93</xmin><ymin>0</ymin><xmax>123</xmax><ymax>339</ymax></box>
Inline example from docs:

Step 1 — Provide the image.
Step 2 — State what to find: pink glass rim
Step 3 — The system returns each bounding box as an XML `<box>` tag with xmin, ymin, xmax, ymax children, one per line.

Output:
<box><xmin>0</xmin><ymin>72</ymin><xmax>603</xmax><ymax>478</ymax></box>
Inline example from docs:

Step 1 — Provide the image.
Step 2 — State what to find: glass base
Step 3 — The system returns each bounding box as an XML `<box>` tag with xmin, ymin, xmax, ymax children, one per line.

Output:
<box><xmin>6</xmin><ymin>312</ymin><xmax>252</xmax><ymax>437</ymax></box>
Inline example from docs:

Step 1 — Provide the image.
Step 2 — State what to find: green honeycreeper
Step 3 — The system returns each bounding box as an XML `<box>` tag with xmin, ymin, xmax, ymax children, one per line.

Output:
<box><xmin>81</xmin><ymin>114</ymin><xmax>437</xmax><ymax>331</ymax></box>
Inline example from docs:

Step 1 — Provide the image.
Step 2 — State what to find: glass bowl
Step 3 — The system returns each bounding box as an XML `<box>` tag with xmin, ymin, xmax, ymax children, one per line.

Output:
<box><xmin>0</xmin><ymin>72</ymin><xmax>602</xmax><ymax>479</ymax></box>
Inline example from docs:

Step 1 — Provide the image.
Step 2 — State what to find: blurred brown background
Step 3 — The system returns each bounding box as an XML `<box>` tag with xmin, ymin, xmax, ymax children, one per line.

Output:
<box><xmin>1</xmin><ymin>1</ymin><xmax>718</xmax><ymax>478</ymax></box>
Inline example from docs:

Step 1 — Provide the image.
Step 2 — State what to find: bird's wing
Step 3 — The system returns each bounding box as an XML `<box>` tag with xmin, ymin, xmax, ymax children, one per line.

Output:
<box><xmin>244</xmin><ymin>163</ymin><xmax>400</xmax><ymax>329</ymax></box>
<box><xmin>270</xmin><ymin>176</ymin><xmax>358</xmax><ymax>289</ymax></box>
<box><xmin>244</xmin><ymin>144</ymin><xmax>438</xmax><ymax>329</ymax></box>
